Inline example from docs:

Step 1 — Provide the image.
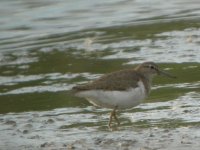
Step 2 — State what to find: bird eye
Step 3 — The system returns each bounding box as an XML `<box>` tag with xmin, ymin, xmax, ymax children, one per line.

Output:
<box><xmin>144</xmin><ymin>65</ymin><xmax>156</xmax><ymax>70</ymax></box>
<box><xmin>150</xmin><ymin>65</ymin><xmax>154</xmax><ymax>69</ymax></box>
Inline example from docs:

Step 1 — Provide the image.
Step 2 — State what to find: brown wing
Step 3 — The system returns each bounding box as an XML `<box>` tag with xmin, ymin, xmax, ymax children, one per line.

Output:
<box><xmin>73</xmin><ymin>69</ymin><xmax>141</xmax><ymax>91</ymax></box>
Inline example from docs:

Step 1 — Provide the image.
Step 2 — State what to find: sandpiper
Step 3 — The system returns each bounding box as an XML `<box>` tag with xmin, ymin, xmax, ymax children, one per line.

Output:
<box><xmin>73</xmin><ymin>62</ymin><xmax>176</xmax><ymax>127</ymax></box>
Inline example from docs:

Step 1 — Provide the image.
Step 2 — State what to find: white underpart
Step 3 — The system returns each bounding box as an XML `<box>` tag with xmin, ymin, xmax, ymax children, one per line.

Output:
<box><xmin>76</xmin><ymin>81</ymin><xmax>147</xmax><ymax>109</ymax></box>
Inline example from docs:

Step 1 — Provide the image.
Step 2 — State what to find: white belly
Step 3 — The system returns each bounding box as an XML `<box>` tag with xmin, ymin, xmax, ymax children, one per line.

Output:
<box><xmin>76</xmin><ymin>81</ymin><xmax>147</xmax><ymax>109</ymax></box>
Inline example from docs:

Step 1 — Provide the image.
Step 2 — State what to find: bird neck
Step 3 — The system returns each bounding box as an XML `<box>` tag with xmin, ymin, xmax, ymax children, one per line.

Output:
<box><xmin>138</xmin><ymin>71</ymin><xmax>153</xmax><ymax>95</ymax></box>
<box><xmin>143</xmin><ymin>73</ymin><xmax>154</xmax><ymax>82</ymax></box>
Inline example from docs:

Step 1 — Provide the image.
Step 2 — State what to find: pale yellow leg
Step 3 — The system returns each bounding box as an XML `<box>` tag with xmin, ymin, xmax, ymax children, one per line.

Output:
<box><xmin>108</xmin><ymin>106</ymin><xmax>120</xmax><ymax>128</ymax></box>
<box><xmin>108</xmin><ymin>112</ymin><xmax>113</xmax><ymax>128</ymax></box>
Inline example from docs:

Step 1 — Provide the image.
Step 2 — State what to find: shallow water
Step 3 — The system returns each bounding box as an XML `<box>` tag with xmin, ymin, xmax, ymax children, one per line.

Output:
<box><xmin>0</xmin><ymin>0</ymin><xmax>200</xmax><ymax>149</ymax></box>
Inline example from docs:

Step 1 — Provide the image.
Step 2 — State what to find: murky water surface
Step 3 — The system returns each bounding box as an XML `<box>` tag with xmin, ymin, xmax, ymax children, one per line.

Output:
<box><xmin>0</xmin><ymin>0</ymin><xmax>200</xmax><ymax>149</ymax></box>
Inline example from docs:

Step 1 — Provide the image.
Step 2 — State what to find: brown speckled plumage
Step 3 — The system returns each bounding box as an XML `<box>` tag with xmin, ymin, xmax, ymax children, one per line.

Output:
<box><xmin>73</xmin><ymin>62</ymin><xmax>159</xmax><ymax>94</ymax></box>
<box><xmin>73</xmin><ymin>69</ymin><xmax>141</xmax><ymax>91</ymax></box>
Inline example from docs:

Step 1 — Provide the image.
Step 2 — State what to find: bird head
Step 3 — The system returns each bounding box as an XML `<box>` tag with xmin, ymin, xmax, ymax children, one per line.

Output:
<box><xmin>136</xmin><ymin>62</ymin><xmax>176</xmax><ymax>79</ymax></box>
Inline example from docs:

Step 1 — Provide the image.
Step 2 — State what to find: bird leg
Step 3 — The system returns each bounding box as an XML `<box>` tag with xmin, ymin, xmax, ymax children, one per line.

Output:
<box><xmin>108</xmin><ymin>106</ymin><xmax>120</xmax><ymax>128</ymax></box>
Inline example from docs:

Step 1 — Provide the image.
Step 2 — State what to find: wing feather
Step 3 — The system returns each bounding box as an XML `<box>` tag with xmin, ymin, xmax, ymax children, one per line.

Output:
<box><xmin>73</xmin><ymin>69</ymin><xmax>141</xmax><ymax>91</ymax></box>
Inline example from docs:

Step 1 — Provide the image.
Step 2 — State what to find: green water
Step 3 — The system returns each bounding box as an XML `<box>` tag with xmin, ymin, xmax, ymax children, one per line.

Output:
<box><xmin>0</xmin><ymin>0</ymin><xmax>200</xmax><ymax>149</ymax></box>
